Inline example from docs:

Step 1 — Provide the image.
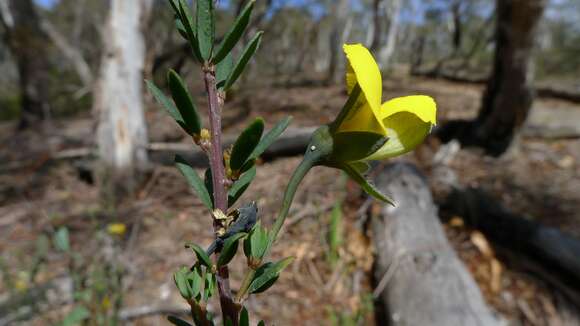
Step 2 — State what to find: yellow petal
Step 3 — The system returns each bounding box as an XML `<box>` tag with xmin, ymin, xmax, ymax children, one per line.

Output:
<box><xmin>107</xmin><ymin>223</ymin><xmax>127</xmax><ymax>236</ymax></box>
<box><xmin>338</xmin><ymin>44</ymin><xmax>384</xmax><ymax>134</ymax></box>
<box><xmin>362</xmin><ymin>96</ymin><xmax>437</xmax><ymax>160</ymax></box>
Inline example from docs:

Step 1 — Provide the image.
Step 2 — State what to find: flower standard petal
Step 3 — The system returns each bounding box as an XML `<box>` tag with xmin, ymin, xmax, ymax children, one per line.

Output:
<box><xmin>337</xmin><ymin>44</ymin><xmax>385</xmax><ymax>134</ymax></box>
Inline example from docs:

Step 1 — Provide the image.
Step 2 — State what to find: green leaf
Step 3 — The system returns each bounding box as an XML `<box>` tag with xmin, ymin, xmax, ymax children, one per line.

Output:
<box><xmin>168</xmin><ymin>70</ymin><xmax>201</xmax><ymax>135</ymax></box>
<box><xmin>203</xmin><ymin>272</ymin><xmax>216</xmax><ymax>300</ymax></box>
<box><xmin>167</xmin><ymin>315</ymin><xmax>193</xmax><ymax>326</ymax></box>
<box><xmin>57</xmin><ymin>305</ymin><xmax>90</xmax><ymax>326</ymax></box>
<box><xmin>257</xmin><ymin>321</ymin><xmax>265</xmax><ymax>326</ymax></box>
<box><xmin>188</xmin><ymin>266</ymin><xmax>203</xmax><ymax>300</ymax></box>
<box><xmin>224</xmin><ymin>31</ymin><xmax>263</xmax><ymax>91</ymax></box>
<box><xmin>216</xmin><ymin>52</ymin><xmax>233</xmax><ymax>91</ymax></box>
<box><xmin>168</xmin><ymin>0</ymin><xmax>180</xmax><ymax>15</ymax></box>
<box><xmin>341</xmin><ymin>163</ymin><xmax>396</xmax><ymax>206</ymax></box>
<box><xmin>249</xmin><ymin>117</ymin><xmax>292</xmax><ymax>161</ymax></box>
<box><xmin>53</xmin><ymin>226</ymin><xmax>70</xmax><ymax>252</ymax></box>
<box><xmin>178</xmin><ymin>0</ymin><xmax>203</xmax><ymax>62</ymax></box>
<box><xmin>228</xmin><ymin>166</ymin><xmax>256</xmax><ymax>207</ymax></box>
<box><xmin>230</xmin><ymin>118</ymin><xmax>265</xmax><ymax>171</ymax></box>
<box><xmin>239</xmin><ymin>307</ymin><xmax>250</xmax><ymax>326</ymax></box>
<box><xmin>175</xmin><ymin>155</ymin><xmax>214</xmax><ymax>210</ymax></box>
<box><xmin>212</xmin><ymin>0</ymin><xmax>255</xmax><ymax>64</ymax></box>
<box><xmin>217</xmin><ymin>232</ymin><xmax>246</xmax><ymax>267</ymax></box>
<box><xmin>224</xmin><ymin>318</ymin><xmax>234</xmax><ymax>326</ymax></box>
<box><xmin>146</xmin><ymin>80</ymin><xmax>189</xmax><ymax>133</ymax></box>
<box><xmin>175</xmin><ymin>18</ymin><xmax>188</xmax><ymax>39</ymax></box>
<box><xmin>350</xmin><ymin>161</ymin><xmax>370</xmax><ymax>174</ymax></box>
<box><xmin>185</xmin><ymin>242</ymin><xmax>213</xmax><ymax>268</ymax></box>
<box><xmin>174</xmin><ymin>266</ymin><xmax>193</xmax><ymax>299</ymax></box>
<box><xmin>245</xmin><ymin>224</ymin><xmax>268</xmax><ymax>259</ymax></box>
<box><xmin>248</xmin><ymin>257</ymin><xmax>294</xmax><ymax>294</ymax></box>
<box><xmin>330</xmin><ymin>132</ymin><xmax>388</xmax><ymax>162</ymax></box>
<box><xmin>196</xmin><ymin>0</ymin><xmax>215</xmax><ymax>61</ymax></box>
<box><xmin>203</xmin><ymin>168</ymin><xmax>215</xmax><ymax>208</ymax></box>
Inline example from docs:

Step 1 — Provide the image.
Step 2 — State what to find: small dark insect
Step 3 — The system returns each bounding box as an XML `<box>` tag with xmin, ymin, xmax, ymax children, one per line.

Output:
<box><xmin>206</xmin><ymin>201</ymin><xmax>258</xmax><ymax>255</ymax></box>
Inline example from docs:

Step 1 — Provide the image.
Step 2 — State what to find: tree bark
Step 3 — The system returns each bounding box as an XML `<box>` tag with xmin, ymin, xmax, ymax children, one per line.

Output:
<box><xmin>0</xmin><ymin>0</ymin><xmax>52</xmax><ymax>130</ymax></box>
<box><xmin>371</xmin><ymin>163</ymin><xmax>498</xmax><ymax>326</ymax></box>
<box><xmin>445</xmin><ymin>0</ymin><xmax>546</xmax><ymax>156</ymax></box>
<box><xmin>377</xmin><ymin>0</ymin><xmax>401</xmax><ymax>69</ymax></box>
<box><xmin>95</xmin><ymin>0</ymin><xmax>152</xmax><ymax>202</ymax></box>
<box><xmin>325</xmin><ymin>0</ymin><xmax>350</xmax><ymax>84</ymax></box>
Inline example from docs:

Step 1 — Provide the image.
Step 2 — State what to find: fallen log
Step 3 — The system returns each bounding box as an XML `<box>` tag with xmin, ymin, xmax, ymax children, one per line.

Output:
<box><xmin>370</xmin><ymin>162</ymin><xmax>499</xmax><ymax>326</ymax></box>
<box><xmin>0</xmin><ymin>127</ymin><xmax>315</xmax><ymax>173</ymax></box>
<box><xmin>443</xmin><ymin>187</ymin><xmax>580</xmax><ymax>305</ymax></box>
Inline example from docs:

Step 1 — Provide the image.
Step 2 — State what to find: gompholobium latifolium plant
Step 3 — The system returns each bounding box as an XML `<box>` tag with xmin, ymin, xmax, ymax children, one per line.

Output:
<box><xmin>147</xmin><ymin>0</ymin><xmax>437</xmax><ymax>325</ymax></box>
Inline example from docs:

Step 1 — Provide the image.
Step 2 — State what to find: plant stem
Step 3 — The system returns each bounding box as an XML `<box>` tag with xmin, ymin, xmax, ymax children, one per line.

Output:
<box><xmin>268</xmin><ymin>153</ymin><xmax>319</xmax><ymax>251</ymax></box>
<box><xmin>203</xmin><ymin>67</ymin><xmax>240</xmax><ymax>325</ymax></box>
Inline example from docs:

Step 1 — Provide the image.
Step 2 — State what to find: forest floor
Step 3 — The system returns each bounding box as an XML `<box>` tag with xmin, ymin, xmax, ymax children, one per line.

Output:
<box><xmin>1</xmin><ymin>74</ymin><xmax>579</xmax><ymax>325</ymax></box>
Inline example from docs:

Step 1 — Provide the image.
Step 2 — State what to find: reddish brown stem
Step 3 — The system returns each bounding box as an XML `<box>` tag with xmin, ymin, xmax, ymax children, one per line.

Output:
<box><xmin>202</xmin><ymin>67</ymin><xmax>240</xmax><ymax>325</ymax></box>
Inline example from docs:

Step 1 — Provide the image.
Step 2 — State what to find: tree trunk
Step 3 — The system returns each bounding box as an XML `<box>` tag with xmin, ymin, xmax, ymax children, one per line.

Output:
<box><xmin>377</xmin><ymin>0</ymin><xmax>401</xmax><ymax>69</ymax></box>
<box><xmin>325</xmin><ymin>0</ymin><xmax>349</xmax><ymax>84</ymax></box>
<box><xmin>466</xmin><ymin>0</ymin><xmax>546</xmax><ymax>156</ymax></box>
<box><xmin>95</xmin><ymin>0</ymin><xmax>152</xmax><ymax>202</ymax></box>
<box><xmin>371</xmin><ymin>163</ymin><xmax>499</xmax><ymax>326</ymax></box>
<box><xmin>0</xmin><ymin>0</ymin><xmax>51</xmax><ymax>130</ymax></box>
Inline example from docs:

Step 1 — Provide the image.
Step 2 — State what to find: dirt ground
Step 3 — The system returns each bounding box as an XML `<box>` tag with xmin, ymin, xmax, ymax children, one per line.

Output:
<box><xmin>1</xmin><ymin>75</ymin><xmax>579</xmax><ymax>325</ymax></box>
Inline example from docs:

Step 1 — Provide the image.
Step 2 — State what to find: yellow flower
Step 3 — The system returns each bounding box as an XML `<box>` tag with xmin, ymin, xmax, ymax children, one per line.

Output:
<box><xmin>332</xmin><ymin>43</ymin><xmax>436</xmax><ymax>161</ymax></box>
<box><xmin>107</xmin><ymin>223</ymin><xmax>126</xmax><ymax>236</ymax></box>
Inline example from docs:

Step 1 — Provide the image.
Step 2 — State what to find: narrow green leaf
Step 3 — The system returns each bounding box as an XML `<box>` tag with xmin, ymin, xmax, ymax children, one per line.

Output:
<box><xmin>167</xmin><ymin>0</ymin><xmax>180</xmax><ymax>15</ymax></box>
<box><xmin>239</xmin><ymin>307</ymin><xmax>250</xmax><ymax>326</ymax></box>
<box><xmin>228</xmin><ymin>166</ymin><xmax>256</xmax><ymax>207</ymax></box>
<box><xmin>178</xmin><ymin>0</ymin><xmax>203</xmax><ymax>62</ymax></box>
<box><xmin>175</xmin><ymin>18</ymin><xmax>188</xmax><ymax>41</ymax></box>
<box><xmin>167</xmin><ymin>316</ymin><xmax>193</xmax><ymax>326</ymax></box>
<box><xmin>248</xmin><ymin>257</ymin><xmax>294</xmax><ymax>294</ymax></box>
<box><xmin>216</xmin><ymin>52</ymin><xmax>234</xmax><ymax>91</ymax></box>
<box><xmin>224</xmin><ymin>318</ymin><xmax>234</xmax><ymax>326</ymax></box>
<box><xmin>168</xmin><ymin>70</ymin><xmax>201</xmax><ymax>135</ymax></box>
<box><xmin>176</xmin><ymin>155</ymin><xmax>213</xmax><ymax>210</ymax></box>
<box><xmin>243</xmin><ymin>223</ymin><xmax>259</xmax><ymax>258</ymax></box>
<box><xmin>185</xmin><ymin>242</ymin><xmax>213</xmax><ymax>268</ymax></box>
<box><xmin>204</xmin><ymin>168</ymin><xmax>215</xmax><ymax>208</ymax></box>
<box><xmin>257</xmin><ymin>321</ymin><xmax>265</xmax><ymax>326</ymax></box>
<box><xmin>174</xmin><ymin>267</ymin><xmax>193</xmax><ymax>299</ymax></box>
<box><xmin>53</xmin><ymin>227</ymin><xmax>70</xmax><ymax>252</ymax></box>
<box><xmin>350</xmin><ymin>161</ymin><xmax>370</xmax><ymax>175</ymax></box>
<box><xmin>341</xmin><ymin>163</ymin><xmax>396</xmax><ymax>206</ymax></box>
<box><xmin>250</xmin><ymin>225</ymin><xmax>269</xmax><ymax>259</ymax></box>
<box><xmin>203</xmin><ymin>271</ymin><xmax>216</xmax><ymax>300</ymax></box>
<box><xmin>57</xmin><ymin>305</ymin><xmax>90</xmax><ymax>326</ymax></box>
<box><xmin>188</xmin><ymin>266</ymin><xmax>203</xmax><ymax>300</ymax></box>
<box><xmin>249</xmin><ymin>117</ymin><xmax>292</xmax><ymax>160</ymax></box>
<box><xmin>224</xmin><ymin>31</ymin><xmax>263</xmax><ymax>91</ymax></box>
<box><xmin>196</xmin><ymin>0</ymin><xmax>215</xmax><ymax>61</ymax></box>
<box><xmin>330</xmin><ymin>132</ymin><xmax>388</xmax><ymax>162</ymax></box>
<box><xmin>146</xmin><ymin>80</ymin><xmax>189</xmax><ymax>132</ymax></box>
<box><xmin>212</xmin><ymin>0</ymin><xmax>255</xmax><ymax>64</ymax></box>
<box><xmin>230</xmin><ymin>118</ymin><xmax>265</xmax><ymax>171</ymax></box>
<box><xmin>217</xmin><ymin>232</ymin><xmax>246</xmax><ymax>267</ymax></box>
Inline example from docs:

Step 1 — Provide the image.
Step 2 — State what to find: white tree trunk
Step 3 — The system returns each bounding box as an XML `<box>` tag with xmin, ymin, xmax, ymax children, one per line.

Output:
<box><xmin>95</xmin><ymin>0</ymin><xmax>152</xmax><ymax>197</ymax></box>
<box><xmin>378</xmin><ymin>0</ymin><xmax>401</xmax><ymax>69</ymax></box>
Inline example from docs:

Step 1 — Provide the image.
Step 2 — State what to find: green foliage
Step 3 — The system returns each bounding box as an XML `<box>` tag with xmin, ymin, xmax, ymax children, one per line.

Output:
<box><xmin>228</xmin><ymin>166</ymin><xmax>257</xmax><ymax>207</ymax></box>
<box><xmin>196</xmin><ymin>0</ymin><xmax>215</xmax><ymax>61</ymax></box>
<box><xmin>341</xmin><ymin>163</ymin><xmax>395</xmax><ymax>206</ymax></box>
<box><xmin>168</xmin><ymin>315</ymin><xmax>194</xmax><ymax>326</ymax></box>
<box><xmin>168</xmin><ymin>70</ymin><xmax>202</xmax><ymax>135</ymax></box>
<box><xmin>249</xmin><ymin>117</ymin><xmax>292</xmax><ymax>161</ymax></box>
<box><xmin>243</xmin><ymin>223</ymin><xmax>269</xmax><ymax>261</ymax></box>
<box><xmin>248</xmin><ymin>257</ymin><xmax>294</xmax><ymax>294</ymax></box>
<box><xmin>217</xmin><ymin>232</ymin><xmax>247</xmax><ymax>267</ymax></box>
<box><xmin>53</xmin><ymin>226</ymin><xmax>70</xmax><ymax>252</ymax></box>
<box><xmin>213</xmin><ymin>0</ymin><xmax>255</xmax><ymax>64</ymax></box>
<box><xmin>230</xmin><ymin>118</ymin><xmax>265</xmax><ymax>172</ymax></box>
<box><xmin>224</xmin><ymin>32</ymin><xmax>264</xmax><ymax>91</ymax></box>
<box><xmin>56</xmin><ymin>306</ymin><xmax>90</xmax><ymax>326</ymax></box>
<box><xmin>175</xmin><ymin>155</ymin><xmax>214</xmax><ymax>210</ymax></box>
<box><xmin>185</xmin><ymin>242</ymin><xmax>213</xmax><ymax>268</ymax></box>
